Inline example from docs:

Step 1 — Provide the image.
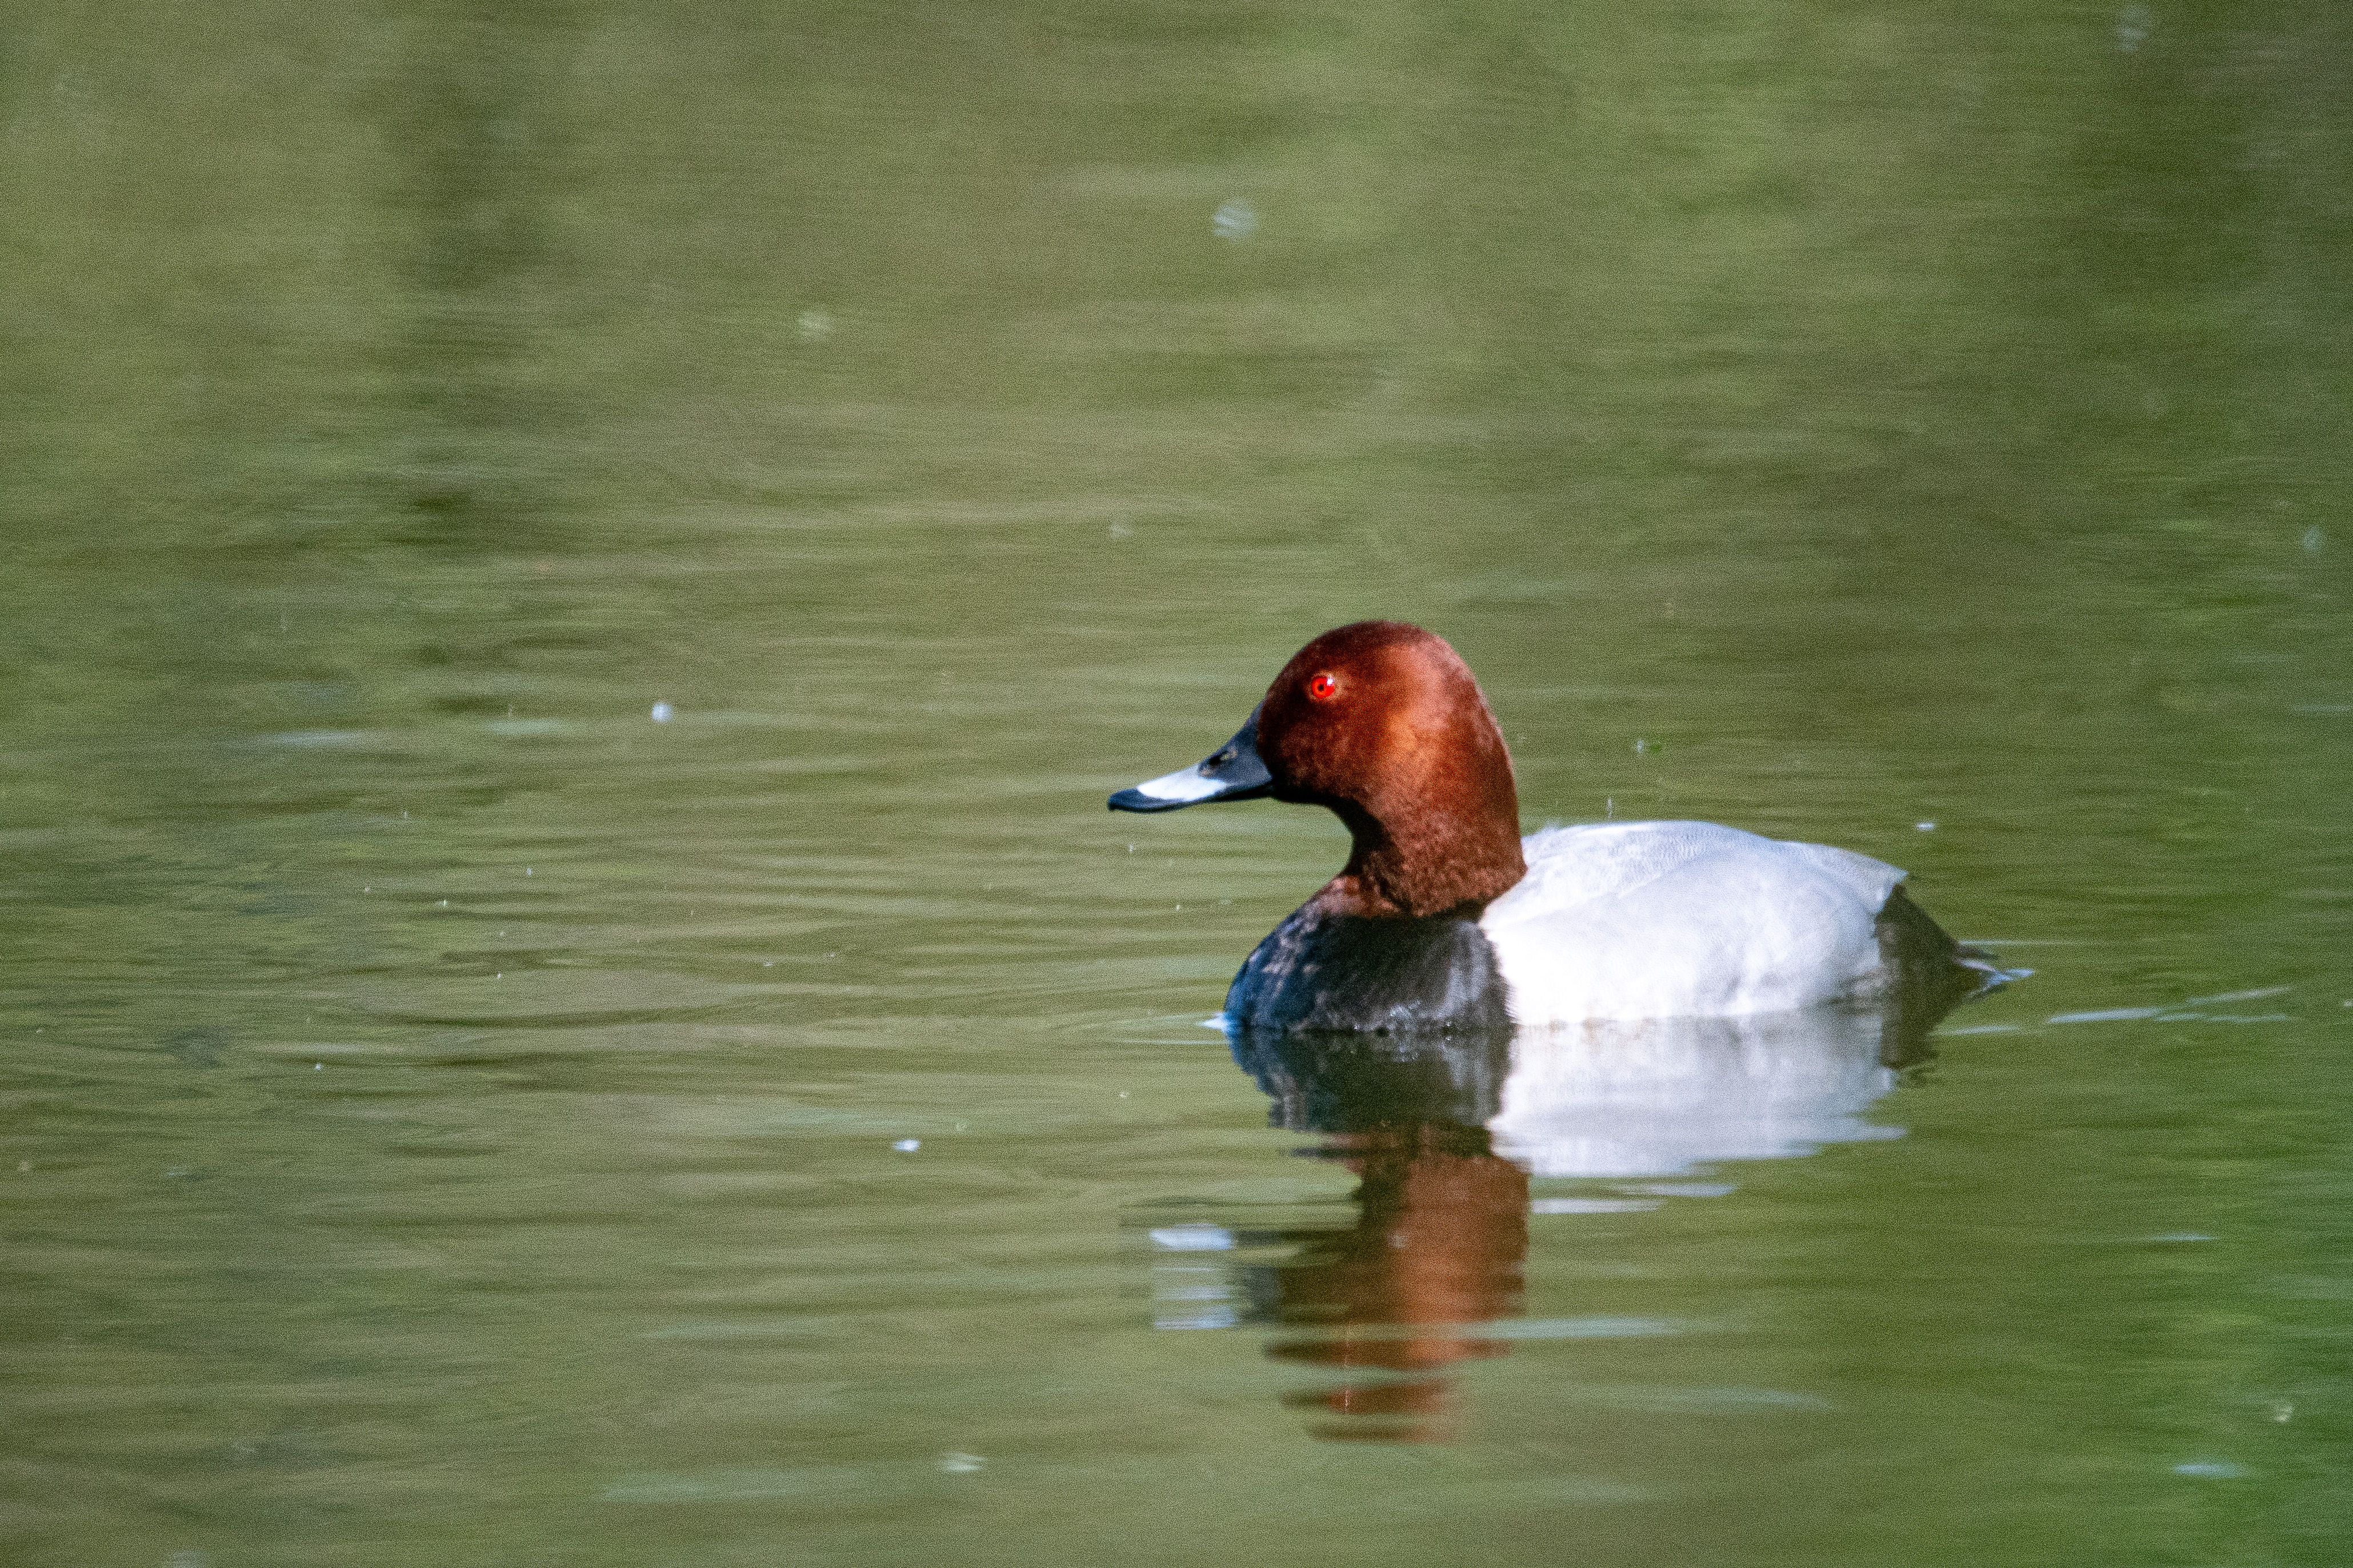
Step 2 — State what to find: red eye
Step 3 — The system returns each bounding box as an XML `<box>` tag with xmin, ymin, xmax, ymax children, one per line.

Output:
<box><xmin>1306</xmin><ymin>672</ymin><xmax>1338</xmax><ymax>701</ymax></box>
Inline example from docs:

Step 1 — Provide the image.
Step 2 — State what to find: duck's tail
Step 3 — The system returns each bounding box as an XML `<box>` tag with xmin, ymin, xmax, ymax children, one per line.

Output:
<box><xmin>1873</xmin><ymin>885</ymin><xmax>2026</xmax><ymax>1066</ymax></box>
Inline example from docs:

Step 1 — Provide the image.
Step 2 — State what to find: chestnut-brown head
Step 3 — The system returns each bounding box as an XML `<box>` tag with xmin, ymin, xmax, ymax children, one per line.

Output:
<box><xmin>1110</xmin><ymin>621</ymin><xmax>1526</xmax><ymax>917</ymax></box>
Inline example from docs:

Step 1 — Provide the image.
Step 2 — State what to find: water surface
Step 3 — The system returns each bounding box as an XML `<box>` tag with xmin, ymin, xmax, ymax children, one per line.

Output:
<box><xmin>5</xmin><ymin>3</ymin><xmax>2351</xmax><ymax>1564</ymax></box>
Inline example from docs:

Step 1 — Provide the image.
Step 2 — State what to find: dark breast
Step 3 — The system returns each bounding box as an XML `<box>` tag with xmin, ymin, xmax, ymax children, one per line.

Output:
<box><xmin>1224</xmin><ymin>904</ymin><xmax>1511</xmax><ymax>1036</ymax></box>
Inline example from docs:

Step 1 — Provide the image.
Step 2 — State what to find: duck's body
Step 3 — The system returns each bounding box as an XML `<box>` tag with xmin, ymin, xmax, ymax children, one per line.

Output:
<box><xmin>1480</xmin><ymin>820</ymin><xmax>1904</xmax><ymax>1024</ymax></box>
<box><xmin>1111</xmin><ymin>621</ymin><xmax>1996</xmax><ymax>1034</ymax></box>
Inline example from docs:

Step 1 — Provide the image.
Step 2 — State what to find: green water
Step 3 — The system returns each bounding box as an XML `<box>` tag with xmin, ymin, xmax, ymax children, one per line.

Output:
<box><xmin>5</xmin><ymin>2</ymin><xmax>2351</xmax><ymax>1563</ymax></box>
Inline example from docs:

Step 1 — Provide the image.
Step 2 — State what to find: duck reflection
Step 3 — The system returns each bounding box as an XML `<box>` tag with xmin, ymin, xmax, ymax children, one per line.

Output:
<box><xmin>1226</xmin><ymin>1027</ymin><xmax>1521</xmax><ymax>1442</ymax></box>
<box><xmin>1218</xmin><ymin>998</ymin><xmax>1954</xmax><ymax>1441</ymax></box>
<box><xmin>1260</xmin><ymin>1121</ymin><xmax>1525</xmax><ymax>1441</ymax></box>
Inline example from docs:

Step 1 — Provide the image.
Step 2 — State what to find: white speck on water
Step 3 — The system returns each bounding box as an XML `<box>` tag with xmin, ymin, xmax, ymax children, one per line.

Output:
<box><xmin>2271</xmin><ymin>1399</ymin><xmax>2295</xmax><ymax>1422</ymax></box>
<box><xmin>1212</xmin><ymin>199</ymin><xmax>1256</xmax><ymax>239</ymax></box>
<box><xmin>1151</xmin><ymin>1224</ymin><xmax>1234</xmax><ymax>1252</ymax></box>
<box><xmin>2305</xmin><ymin>526</ymin><xmax>2325</xmax><ymax>552</ymax></box>
<box><xmin>1107</xmin><ymin>521</ymin><xmax>1133</xmax><ymax>539</ymax></box>
<box><xmin>313</xmin><ymin>1063</ymin><xmax>322</xmax><ymax>1070</ymax></box>
<box><xmin>650</xmin><ymin>701</ymin><xmax>674</xmax><ymax>723</ymax></box>
<box><xmin>1916</xmin><ymin>821</ymin><xmax>1937</xmax><ymax>831</ymax></box>
<box><xmin>1633</xmin><ymin>737</ymin><xmax>1647</xmax><ymax>754</ymax></box>
<box><xmin>2116</xmin><ymin>3</ymin><xmax>2153</xmax><ymax>51</ymax></box>
<box><xmin>892</xmin><ymin>1139</ymin><xmax>921</xmax><ymax>1153</ymax></box>
<box><xmin>2148</xmin><ymin>1232</ymin><xmax>2215</xmax><ymax>1243</ymax></box>
<box><xmin>439</xmin><ymin>899</ymin><xmax>449</xmax><ymax>907</ymax></box>
<box><xmin>2172</xmin><ymin>1460</ymin><xmax>2244</xmax><ymax>1479</ymax></box>
<box><xmin>2050</xmin><ymin>1006</ymin><xmax>2164</xmax><ymax>1023</ymax></box>
<box><xmin>1531</xmin><ymin>1198</ymin><xmax>1663</xmax><ymax>1214</ymax></box>
<box><xmin>938</xmin><ymin>1452</ymin><xmax>985</xmax><ymax>1473</ymax></box>
<box><xmin>1118</xmin><ymin>1090</ymin><xmax>1129</xmax><ymax>1098</ymax></box>
<box><xmin>797</xmin><ymin>308</ymin><xmax>834</xmax><ymax>342</ymax></box>
<box><xmin>525</xmin><ymin>868</ymin><xmax>532</xmax><ymax>876</ymax></box>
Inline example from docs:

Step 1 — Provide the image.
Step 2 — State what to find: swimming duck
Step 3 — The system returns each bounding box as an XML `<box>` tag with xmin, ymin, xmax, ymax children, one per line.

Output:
<box><xmin>1110</xmin><ymin>620</ymin><xmax>1995</xmax><ymax>1033</ymax></box>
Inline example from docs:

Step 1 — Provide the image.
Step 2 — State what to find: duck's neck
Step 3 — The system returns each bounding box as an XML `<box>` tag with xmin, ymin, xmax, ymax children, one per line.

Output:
<box><xmin>1317</xmin><ymin>801</ymin><xmax>1527</xmax><ymax>920</ymax></box>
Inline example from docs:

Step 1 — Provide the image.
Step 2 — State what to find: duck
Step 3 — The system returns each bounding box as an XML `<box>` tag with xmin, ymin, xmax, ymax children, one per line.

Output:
<box><xmin>1109</xmin><ymin>620</ymin><xmax>2000</xmax><ymax>1034</ymax></box>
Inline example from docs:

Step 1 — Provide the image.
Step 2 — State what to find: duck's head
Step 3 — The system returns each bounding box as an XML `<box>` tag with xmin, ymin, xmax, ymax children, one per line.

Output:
<box><xmin>1110</xmin><ymin>621</ymin><xmax>1526</xmax><ymax>917</ymax></box>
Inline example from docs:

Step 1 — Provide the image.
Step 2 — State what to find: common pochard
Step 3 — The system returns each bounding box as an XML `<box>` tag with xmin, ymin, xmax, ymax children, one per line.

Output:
<box><xmin>1110</xmin><ymin>620</ymin><xmax>1999</xmax><ymax>1033</ymax></box>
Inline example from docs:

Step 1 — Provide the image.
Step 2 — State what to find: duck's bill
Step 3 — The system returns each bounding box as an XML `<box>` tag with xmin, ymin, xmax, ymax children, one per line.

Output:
<box><xmin>1107</xmin><ymin>717</ymin><xmax>1274</xmax><ymax>812</ymax></box>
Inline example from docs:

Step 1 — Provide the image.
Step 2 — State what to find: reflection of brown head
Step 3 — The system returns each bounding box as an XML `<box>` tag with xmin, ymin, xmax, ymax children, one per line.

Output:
<box><xmin>1264</xmin><ymin>1124</ymin><xmax>1529</xmax><ymax>1442</ymax></box>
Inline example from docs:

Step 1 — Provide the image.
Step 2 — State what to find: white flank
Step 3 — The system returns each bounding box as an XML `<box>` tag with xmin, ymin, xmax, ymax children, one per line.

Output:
<box><xmin>1479</xmin><ymin>821</ymin><xmax>1903</xmax><ymax>1024</ymax></box>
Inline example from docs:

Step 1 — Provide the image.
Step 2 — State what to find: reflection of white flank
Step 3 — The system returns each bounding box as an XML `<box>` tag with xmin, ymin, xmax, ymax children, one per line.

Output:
<box><xmin>1149</xmin><ymin>1225</ymin><xmax>1235</xmax><ymax>1251</ymax></box>
<box><xmin>1488</xmin><ymin>1009</ymin><xmax>1901</xmax><ymax>1178</ymax></box>
<box><xmin>1131</xmin><ymin>764</ymin><xmax>1223</xmax><ymax>803</ymax></box>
